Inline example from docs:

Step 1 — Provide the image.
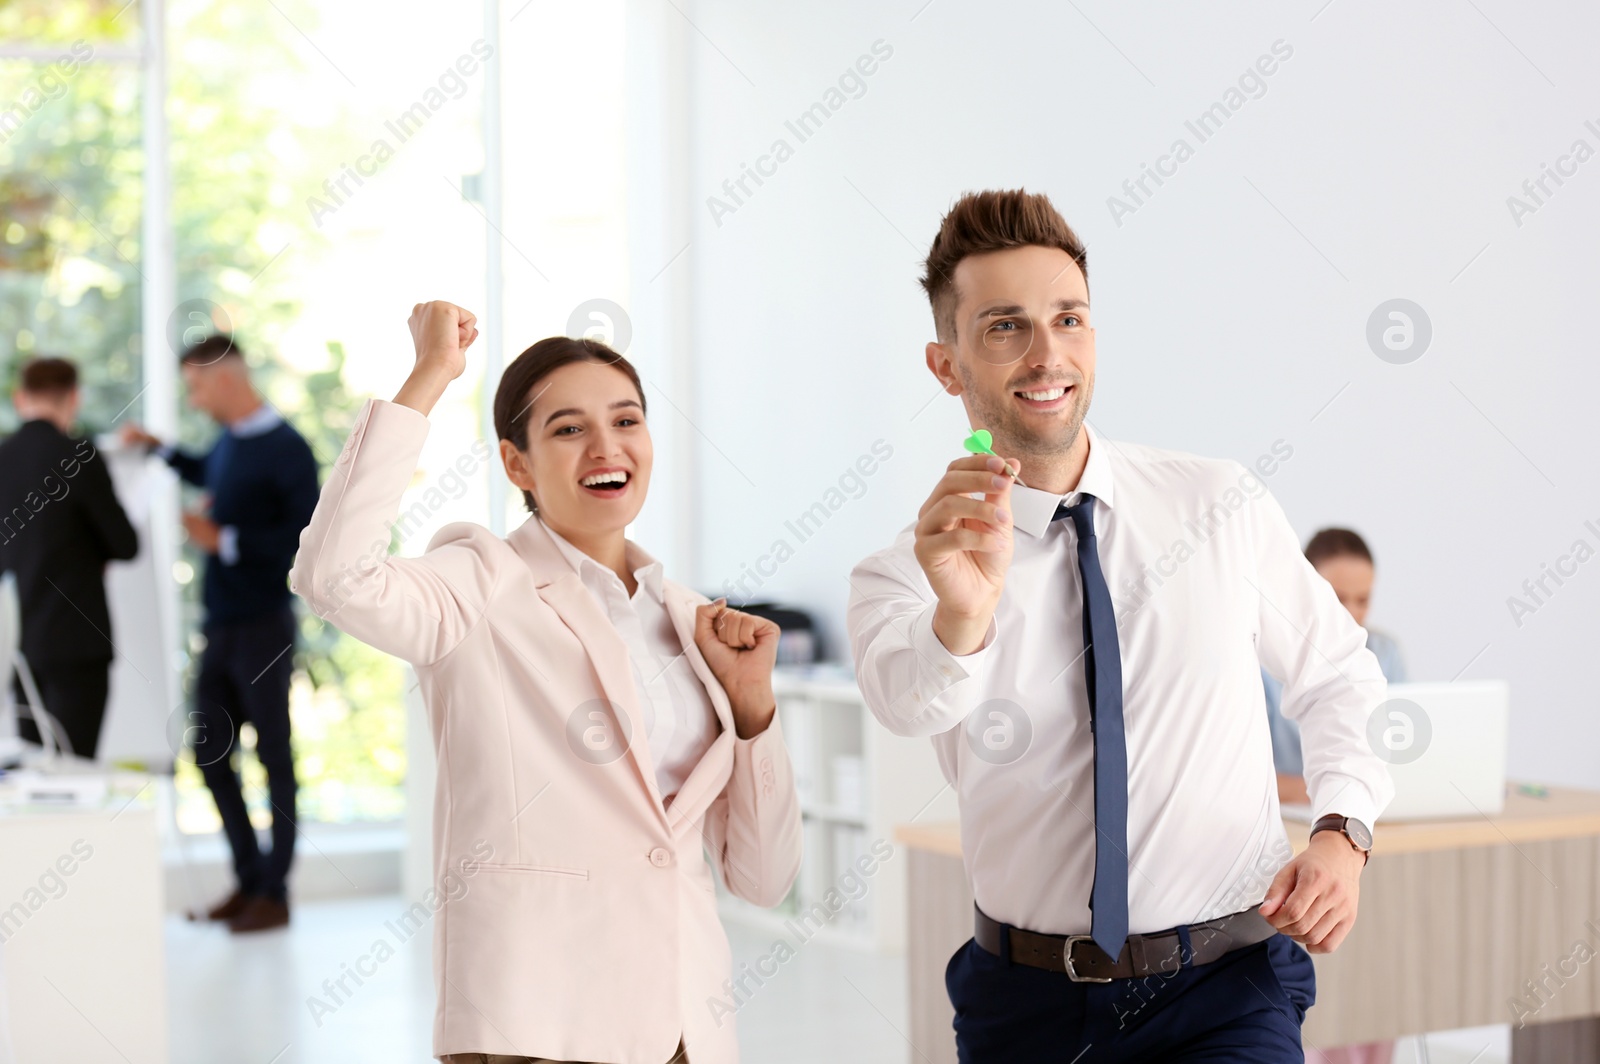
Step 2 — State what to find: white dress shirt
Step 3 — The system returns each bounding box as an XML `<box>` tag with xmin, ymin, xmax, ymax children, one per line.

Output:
<box><xmin>847</xmin><ymin>422</ymin><xmax>1395</xmax><ymax>936</ymax></box>
<box><xmin>542</xmin><ymin>518</ymin><xmax>722</xmax><ymax>805</ymax></box>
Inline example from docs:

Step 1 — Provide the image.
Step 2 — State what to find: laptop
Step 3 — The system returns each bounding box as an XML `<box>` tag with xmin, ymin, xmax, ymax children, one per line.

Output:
<box><xmin>1281</xmin><ymin>680</ymin><xmax>1511</xmax><ymax>823</ymax></box>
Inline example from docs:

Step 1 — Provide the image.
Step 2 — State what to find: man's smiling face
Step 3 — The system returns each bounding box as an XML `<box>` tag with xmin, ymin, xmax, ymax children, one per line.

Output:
<box><xmin>928</xmin><ymin>243</ymin><xmax>1096</xmax><ymax>466</ymax></box>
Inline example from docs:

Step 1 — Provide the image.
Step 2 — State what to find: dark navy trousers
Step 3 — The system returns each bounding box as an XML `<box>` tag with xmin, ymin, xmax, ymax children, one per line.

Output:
<box><xmin>191</xmin><ymin>605</ymin><xmax>299</xmax><ymax>903</ymax></box>
<box><xmin>946</xmin><ymin>929</ymin><xmax>1316</xmax><ymax>1062</ymax></box>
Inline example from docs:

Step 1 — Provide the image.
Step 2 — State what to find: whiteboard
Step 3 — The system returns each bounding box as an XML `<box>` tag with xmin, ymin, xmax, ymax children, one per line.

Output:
<box><xmin>96</xmin><ymin>438</ymin><xmax>182</xmax><ymax>767</ymax></box>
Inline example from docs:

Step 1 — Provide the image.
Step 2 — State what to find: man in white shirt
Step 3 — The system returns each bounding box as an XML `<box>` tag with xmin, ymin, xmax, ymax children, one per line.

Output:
<box><xmin>847</xmin><ymin>189</ymin><xmax>1394</xmax><ymax>1062</ymax></box>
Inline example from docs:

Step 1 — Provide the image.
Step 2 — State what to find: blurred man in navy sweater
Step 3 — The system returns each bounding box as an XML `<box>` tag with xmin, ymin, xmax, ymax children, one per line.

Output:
<box><xmin>1</xmin><ymin>357</ymin><xmax>139</xmax><ymax>759</ymax></box>
<box><xmin>121</xmin><ymin>334</ymin><xmax>319</xmax><ymax>933</ymax></box>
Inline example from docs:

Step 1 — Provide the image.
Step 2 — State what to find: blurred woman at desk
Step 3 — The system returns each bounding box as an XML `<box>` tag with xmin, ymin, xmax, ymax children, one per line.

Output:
<box><xmin>291</xmin><ymin>301</ymin><xmax>802</xmax><ymax>1063</ymax></box>
<box><xmin>1265</xmin><ymin>527</ymin><xmax>1407</xmax><ymax>806</ymax></box>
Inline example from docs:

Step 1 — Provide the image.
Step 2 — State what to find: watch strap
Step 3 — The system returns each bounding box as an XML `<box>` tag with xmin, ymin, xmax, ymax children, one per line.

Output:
<box><xmin>1311</xmin><ymin>814</ymin><xmax>1371</xmax><ymax>865</ymax></box>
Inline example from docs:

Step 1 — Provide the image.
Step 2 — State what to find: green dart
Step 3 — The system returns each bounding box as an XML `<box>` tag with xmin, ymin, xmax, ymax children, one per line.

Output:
<box><xmin>961</xmin><ymin>428</ymin><xmax>1026</xmax><ymax>487</ymax></box>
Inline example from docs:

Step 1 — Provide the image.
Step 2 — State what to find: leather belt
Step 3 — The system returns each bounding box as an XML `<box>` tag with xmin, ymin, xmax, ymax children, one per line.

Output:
<box><xmin>973</xmin><ymin>903</ymin><xmax>1279</xmax><ymax>983</ymax></box>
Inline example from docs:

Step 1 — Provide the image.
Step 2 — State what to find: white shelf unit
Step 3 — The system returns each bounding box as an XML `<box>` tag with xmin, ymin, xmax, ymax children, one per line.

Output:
<box><xmin>715</xmin><ymin>664</ymin><xmax>958</xmax><ymax>953</ymax></box>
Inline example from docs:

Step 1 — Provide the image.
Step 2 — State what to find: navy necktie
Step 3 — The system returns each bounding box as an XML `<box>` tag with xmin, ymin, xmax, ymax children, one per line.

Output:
<box><xmin>1052</xmin><ymin>493</ymin><xmax>1129</xmax><ymax>960</ymax></box>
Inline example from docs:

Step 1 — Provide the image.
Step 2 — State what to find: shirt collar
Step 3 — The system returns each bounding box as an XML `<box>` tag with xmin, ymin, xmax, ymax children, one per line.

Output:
<box><xmin>1009</xmin><ymin>420</ymin><xmax>1117</xmax><ymax>539</ymax></box>
<box><xmin>227</xmin><ymin>404</ymin><xmax>282</xmax><ymax>438</ymax></box>
<box><xmin>540</xmin><ymin>517</ymin><xmax>665</xmax><ymax>603</ymax></box>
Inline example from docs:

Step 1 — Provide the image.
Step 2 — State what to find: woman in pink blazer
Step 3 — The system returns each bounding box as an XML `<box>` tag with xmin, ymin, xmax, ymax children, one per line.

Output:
<box><xmin>290</xmin><ymin>302</ymin><xmax>803</xmax><ymax>1063</ymax></box>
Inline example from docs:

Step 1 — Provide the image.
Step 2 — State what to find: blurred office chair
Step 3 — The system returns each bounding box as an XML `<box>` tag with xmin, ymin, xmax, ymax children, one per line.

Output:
<box><xmin>0</xmin><ymin>571</ymin><xmax>69</xmax><ymax>761</ymax></box>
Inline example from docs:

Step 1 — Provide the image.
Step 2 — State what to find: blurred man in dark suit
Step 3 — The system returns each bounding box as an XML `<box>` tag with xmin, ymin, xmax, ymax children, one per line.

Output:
<box><xmin>120</xmin><ymin>334</ymin><xmax>320</xmax><ymax>933</ymax></box>
<box><xmin>0</xmin><ymin>357</ymin><xmax>139</xmax><ymax>759</ymax></box>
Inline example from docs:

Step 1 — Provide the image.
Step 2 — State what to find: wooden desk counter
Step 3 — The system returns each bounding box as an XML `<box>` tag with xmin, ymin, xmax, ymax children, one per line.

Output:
<box><xmin>896</xmin><ymin>786</ymin><xmax>1600</xmax><ymax>1062</ymax></box>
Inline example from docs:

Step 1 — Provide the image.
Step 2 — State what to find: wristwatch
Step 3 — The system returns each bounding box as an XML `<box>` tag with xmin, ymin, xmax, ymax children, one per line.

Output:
<box><xmin>1310</xmin><ymin>814</ymin><xmax>1372</xmax><ymax>865</ymax></box>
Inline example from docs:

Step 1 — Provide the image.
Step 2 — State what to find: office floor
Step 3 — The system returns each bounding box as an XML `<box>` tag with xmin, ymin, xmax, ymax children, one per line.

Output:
<box><xmin>166</xmin><ymin>895</ymin><xmax>1508</xmax><ymax>1063</ymax></box>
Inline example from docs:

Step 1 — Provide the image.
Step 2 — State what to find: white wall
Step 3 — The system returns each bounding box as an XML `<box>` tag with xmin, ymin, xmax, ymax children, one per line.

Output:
<box><xmin>663</xmin><ymin>1</ymin><xmax>1600</xmax><ymax>788</ymax></box>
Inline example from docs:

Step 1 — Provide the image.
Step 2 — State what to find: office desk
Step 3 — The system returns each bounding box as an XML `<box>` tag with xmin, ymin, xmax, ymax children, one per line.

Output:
<box><xmin>0</xmin><ymin>773</ymin><xmax>167</xmax><ymax>1063</ymax></box>
<box><xmin>896</xmin><ymin>786</ymin><xmax>1600</xmax><ymax>1062</ymax></box>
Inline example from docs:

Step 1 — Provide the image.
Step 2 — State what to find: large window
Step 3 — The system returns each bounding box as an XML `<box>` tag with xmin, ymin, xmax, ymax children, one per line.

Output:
<box><xmin>0</xmin><ymin>2</ymin><xmax>143</xmax><ymax>435</ymax></box>
<box><xmin>2</xmin><ymin>0</ymin><xmax>491</xmax><ymax>830</ymax></box>
<box><xmin>3</xmin><ymin>0</ymin><xmax>639</xmax><ymax>835</ymax></box>
<box><xmin>159</xmin><ymin>0</ymin><xmax>492</xmax><ymax>830</ymax></box>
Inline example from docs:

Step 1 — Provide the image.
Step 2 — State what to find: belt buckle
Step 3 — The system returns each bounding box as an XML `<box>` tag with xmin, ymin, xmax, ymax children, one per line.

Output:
<box><xmin>1062</xmin><ymin>935</ymin><xmax>1114</xmax><ymax>983</ymax></box>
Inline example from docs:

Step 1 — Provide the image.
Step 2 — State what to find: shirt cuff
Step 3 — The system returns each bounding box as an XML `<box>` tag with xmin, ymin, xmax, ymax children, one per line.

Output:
<box><xmin>1309</xmin><ymin>774</ymin><xmax>1382</xmax><ymax>837</ymax></box>
<box><xmin>218</xmin><ymin>525</ymin><xmax>239</xmax><ymax>565</ymax></box>
<box><xmin>910</xmin><ymin>600</ymin><xmax>997</xmax><ymax>684</ymax></box>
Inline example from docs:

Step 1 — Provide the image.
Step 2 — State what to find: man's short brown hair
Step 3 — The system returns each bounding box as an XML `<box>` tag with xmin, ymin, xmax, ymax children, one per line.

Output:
<box><xmin>920</xmin><ymin>188</ymin><xmax>1089</xmax><ymax>342</ymax></box>
<box><xmin>179</xmin><ymin>333</ymin><xmax>243</xmax><ymax>367</ymax></box>
<box><xmin>18</xmin><ymin>357</ymin><xmax>78</xmax><ymax>397</ymax></box>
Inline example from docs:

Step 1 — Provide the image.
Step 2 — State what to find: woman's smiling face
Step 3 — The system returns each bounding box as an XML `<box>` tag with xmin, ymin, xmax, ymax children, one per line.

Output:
<box><xmin>500</xmin><ymin>359</ymin><xmax>652</xmax><ymax>536</ymax></box>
